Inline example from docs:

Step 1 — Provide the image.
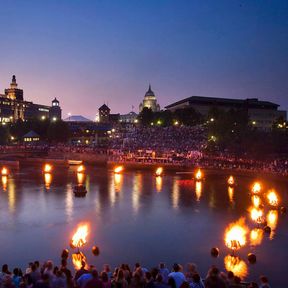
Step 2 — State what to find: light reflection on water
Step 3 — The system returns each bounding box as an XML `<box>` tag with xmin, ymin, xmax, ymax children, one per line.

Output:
<box><xmin>0</xmin><ymin>167</ymin><xmax>286</xmax><ymax>286</ymax></box>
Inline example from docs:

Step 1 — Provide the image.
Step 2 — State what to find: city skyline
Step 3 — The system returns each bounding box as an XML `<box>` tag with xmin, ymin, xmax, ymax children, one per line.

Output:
<box><xmin>0</xmin><ymin>0</ymin><xmax>287</xmax><ymax>119</ymax></box>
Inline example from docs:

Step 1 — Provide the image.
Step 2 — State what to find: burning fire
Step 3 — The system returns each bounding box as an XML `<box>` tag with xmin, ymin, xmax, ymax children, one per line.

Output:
<box><xmin>71</xmin><ymin>224</ymin><xmax>89</xmax><ymax>248</ymax></box>
<box><xmin>77</xmin><ymin>165</ymin><xmax>85</xmax><ymax>173</ymax></box>
<box><xmin>224</xmin><ymin>218</ymin><xmax>249</xmax><ymax>251</ymax></box>
<box><xmin>251</xmin><ymin>182</ymin><xmax>261</xmax><ymax>194</ymax></box>
<box><xmin>251</xmin><ymin>195</ymin><xmax>261</xmax><ymax>208</ymax></box>
<box><xmin>72</xmin><ymin>252</ymin><xmax>87</xmax><ymax>270</ymax></box>
<box><xmin>114</xmin><ymin>166</ymin><xmax>124</xmax><ymax>174</ymax></box>
<box><xmin>267</xmin><ymin>190</ymin><xmax>278</xmax><ymax>206</ymax></box>
<box><xmin>224</xmin><ymin>255</ymin><xmax>248</xmax><ymax>279</ymax></box>
<box><xmin>250</xmin><ymin>228</ymin><xmax>263</xmax><ymax>246</ymax></box>
<box><xmin>155</xmin><ymin>167</ymin><xmax>163</xmax><ymax>177</ymax></box>
<box><xmin>195</xmin><ymin>169</ymin><xmax>203</xmax><ymax>181</ymax></box>
<box><xmin>249</xmin><ymin>207</ymin><xmax>263</xmax><ymax>224</ymax></box>
<box><xmin>1</xmin><ymin>167</ymin><xmax>8</xmax><ymax>176</ymax></box>
<box><xmin>227</xmin><ymin>176</ymin><xmax>235</xmax><ymax>186</ymax></box>
<box><xmin>43</xmin><ymin>164</ymin><xmax>52</xmax><ymax>173</ymax></box>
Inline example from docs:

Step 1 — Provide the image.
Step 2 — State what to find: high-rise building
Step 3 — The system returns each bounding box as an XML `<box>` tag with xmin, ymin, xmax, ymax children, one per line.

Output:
<box><xmin>0</xmin><ymin>75</ymin><xmax>62</xmax><ymax>123</ymax></box>
<box><xmin>139</xmin><ymin>85</ymin><xmax>160</xmax><ymax>112</ymax></box>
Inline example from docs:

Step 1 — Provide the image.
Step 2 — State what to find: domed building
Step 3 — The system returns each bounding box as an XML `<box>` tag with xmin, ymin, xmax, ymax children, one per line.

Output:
<box><xmin>139</xmin><ymin>85</ymin><xmax>160</xmax><ymax>112</ymax></box>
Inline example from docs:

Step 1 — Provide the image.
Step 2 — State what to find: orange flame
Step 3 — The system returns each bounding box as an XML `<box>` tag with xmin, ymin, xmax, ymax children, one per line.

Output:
<box><xmin>250</xmin><ymin>228</ymin><xmax>263</xmax><ymax>246</ymax></box>
<box><xmin>227</xmin><ymin>176</ymin><xmax>235</xmax><ymax>186</ymax></box>
<box><xmin>71</xmin><ymin>224</ymin><xmax>89</xmax><ymax>248</ymax></box>
<box><xmin>251</xmin><ymin>195</ymin><xmax>261</xmax><ymax>208</ymax></box>
<box><xmin>72</xmin><ymin>252</ymin><xmax>87</xmax><ymax>270</ymax></box>
<box><xmin>224</xmin><ymin>255</ymin><xmax>248</xmax><ymax>279</ymax></box>
<box><xmin>195</xmin><ymin>169</ymin><xmax>203</xmax><ymax>181</ymax></box>
<box><xmin>224</xmin><ymin>218</ymin><xmax>249</xmax><ymax>250</ymax></box>
<box><xmin>251</xmin><ymin>182</ymin><xmax>261</xmax><ymax>194</ymax></box>
<box><xmin>155</xmin><ymin>167</ymin><xmax>163</xmax><ymax>177</ymax></box>
<box><xmin>77</xmin><ymin>165</ymin><xmax>85</xmax><ymax>173</ymax></box>
<box><xmin>114</xmin><ymin>166</ymin><xmax>124</xmax><ymax>174</ymax></box>
<box><xmin>249</xmin><ymin>207</ymin><xmax>263</xmax><ymax>223</ymax></box>
<box><xmin>267</xmin><ymin>190</ymin><xmax>278</xmax><ymax>206</ymax></box>
<box><xmin>1</xmin><ymin>167</ymin><xmax>8</xmax><ymax>176</ymax></box>
<box><xmin>44</xmin><ymin>164</ymin><xmax>52</xmax><ymax>173</ymax></box>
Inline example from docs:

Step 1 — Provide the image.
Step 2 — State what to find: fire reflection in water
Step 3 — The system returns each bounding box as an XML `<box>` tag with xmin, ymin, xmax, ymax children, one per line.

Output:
<box><xmin>155</xmin><ymin>176</ymin><xmax>162</xmax><ymax>192</ymax></box>
<box><xmin>2</xmin><ymin>176</ymin><xmax>7</xmax><ymax>191</ymax></box>
<box><xmin>77</xmin><ymin>172</ymin><xmax>85</xmax><ymax>185</ymax></box>
<box><xmin>224</xmin><ymin>255</ymin><xmax>248</xmax><ymax>279</ymax></box>
<box><xmin>65</xmin><ymin>184</ymin><xmax>74</xmax><ymax>222</ymax></box>
<box><xmin>44</xmin><ymin>173</ymin><xmax>52</xmax><ymax>189</ymax></box>
<box><xmin>132</xmin><ymin>174</ymin><xmax>142</xmax><ymax>213</ymax></box>
<box><xmin>228</xmin><ymin>186</ymin><xmax>234</xmax><ymax>203</ymax></box>
<box><xmin>267</xmin><ymin>210</ymin><xmax>278</xmax><ymax>240</ymax></box>
<box><xmin>114</xmin><ymin>173</ymin><xmax>123</xmax><ymax>193</ymax></box>
<box><xmin>195</xmin><ymin>181</ymin><xmax>202</xmax><ymax>201</ymax></box>
<box><xmin>8</xmin><ymin>178</ymin><xmax>16</xmax><ymax>212</ymax></box>
<box><xmin>172</xmin><ymin>178</ymin><xmax>179</xmax><ymax>209</ymax></box>
<box><xmin>251</xmin><ymin>195</ymin><xmax>261</xmax><ymax>208</ymax></box>
<box><xmin>250</xmin><ymin>228</ymin><xmax>263</xmax><ymax>246</ymax></box>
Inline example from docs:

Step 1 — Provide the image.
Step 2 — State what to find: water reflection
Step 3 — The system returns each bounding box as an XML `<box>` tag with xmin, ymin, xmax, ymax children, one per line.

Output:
<box><xmin>44</xmin><ymin>173</ymin><xmax>52</xmax><ymax>190</ymax></box>
<box><xmin>132</xmin><ymin>173</ymin><xmax>142</xmax><ymax>213</ymax></box>
<box><xmin>224</xmin><ymin>255</ymin><xmax>248</xmax><ymax>279</ymax></box>
<box><xmin>114</xmin><ymin>173</ymin><xmax>123</xmax><ymax>193</ymax></box>
<box><xmin>8</xmin><ymin>178</ymin><xmax>16</xmax><ymax>212</ymax></box>
<box><xmin>228</xmin><ymin>186</ymin><xmax>234</xmax><ymax>204</ymax></box>
<box><xmin>172</xmin><ymin>177</ymin><xmax>179</xmax><ymax>209</ymax></box>
<box><xmin>267</xmin><ymin>210</ymin><xmax>278</xmax><ymax>240</ymax></box>
<box><xmin>77</xmin><ymin>172</ymin><xmax>85</xmax><ymax>185</ymax></box>
<box><xmin>65</xmin><ymin>184</ymin><xmax>74</xmax><ymax>222</ymax></box>
<box><xmin>2</xmin><ymin>175</ymin><xmax>7</xmax><ymax>191</ymax></box>
<box><xmin>195</xmin><ymin>181</ymin><xmax>202</xmax><ymax>201</ymax></box>
<box><xmin>251</xmin><ymin>195</ymin><xmax>261</xmax><ymax>208</ymax></box>
<box><xmin>155</xmin><ymin>176</ymin><xmax>162</xmax><ymax>192</ymax></box>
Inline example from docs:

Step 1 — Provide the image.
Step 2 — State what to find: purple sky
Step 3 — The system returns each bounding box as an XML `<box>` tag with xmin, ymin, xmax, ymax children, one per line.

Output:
<box><xmin>0</xmin><ymin>0</ymin><xmax>287</xmax><ymax>119</ymax></box>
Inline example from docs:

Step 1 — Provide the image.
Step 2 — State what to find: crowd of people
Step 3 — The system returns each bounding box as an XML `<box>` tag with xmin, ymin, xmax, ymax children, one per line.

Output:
<box><xmin>0</xmin><ymin>260</ymin><xmax>272</xmax><ymax>288</ymax></box>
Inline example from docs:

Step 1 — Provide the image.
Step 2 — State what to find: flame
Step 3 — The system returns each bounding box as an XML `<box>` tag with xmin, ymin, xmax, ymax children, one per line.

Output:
<box><xmin>195</xmin><ymin>181</ymin><xmax>202</xmax><ymax>201</ymax></box>
<box><xmin>71</xmin><ymin>224</ymin><xmax>89</xmax><ymax>248</ymax></box>
<box><xmin>155</xmin><ymin>167</ymin><xmax>163</xmax><ymax>177</ymax></box>
<box><xmin>77</xmin><ymin>172</ymin><xmax>85</xmax><ymax>185</ymax></box>
<box><xmin>267</xmin><ymin>210</ymin><xmax>278</xmax><ymax>240</ymax></box>
<box><xmin>249</xmin><ymin>207</ymin><xmax>263</xmax><ymax>223</ymax></box>
<box><xmin>72</xmin><ymin>252</ymin><xmax>87</xmax><ymax>270</ymax></box>
<box><xmin>1</xmin><ymin>167</ymin><xmax>8</xmax><ymax>176</ymax></box>
<box><xmin>228</xmin><ymin>187</ymin><xmax>234</xmax><ymax>203</ymax></box>
<box><xmin>44</xmin><ymin>173</ymin><xmax>52</xmax><ymax>189</ymax></box>
<box><xmin>77</xmin><ymin>165</ymin><xmax>85</xmax><ymax>173</ymax></box>
<box><xmin>114</xmin><ymin>166</ymin><xmax>124</xmax><ymax>174</ymax></box>
<box><xmin>267</xmin><ymin>190</ymin><xmax>278</xmax><ymax>206</ymax></box>
<box><xmin>43</xmin><ymin>164</ymin><xmax>52</xmax><ymax>173</ymax></box>
<box><xmin>227</xmin><ymin>176</ymin><xmax>235</xmax><ymax>186</ymax></box>
<box><xmin>251</xmin><ymin>182</ymin><xmax>261</xmax><ymax>194</ymax></box>
<box><xmin>2</xmin><ymin>176</ymin><xmax>7</xmax><ymax>191</ymax></box>
<box><xmin>224</xmin><ymin>218</ymin><xmax>249</xmax><ymax>250</ymax></box>
<box><xmin>250</xmin><ymin>228</ymin><xmax>263</xmax><ymax>246</ymax></box>
<box><xmin>251</xmin><ymin>195</ymin><xmax>261</xmax><ymax>208</ymax></box>
<box><xmin>224</xmin><ymin>255</ymin><xmax>248</xmax><ymax>279</ymax></box>
<box><xmin>195</xmin><ymin>169</ymin><xmax>203</xmax><ymax>181</ymax></box>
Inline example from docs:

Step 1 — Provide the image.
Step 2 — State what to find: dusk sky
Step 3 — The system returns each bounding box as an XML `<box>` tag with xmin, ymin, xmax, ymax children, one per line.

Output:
<box><xmin>0</xmin><ymin>0</ymin><xmax>287</xmax><ymax>119</ymax></box>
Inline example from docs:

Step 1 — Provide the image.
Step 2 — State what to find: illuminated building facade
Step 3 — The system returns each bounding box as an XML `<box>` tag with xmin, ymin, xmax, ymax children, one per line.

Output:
<box><xmin>0</xmin><ymin>75</ymin><xmax>62</xmax><ymax>123</ymax></box>
<box><xmin>139</xmin><ymin>85</ymin><xmax>160</xmax><ymax>112</ymax></box>
<box><xmin>165</xmin><ymin>96</ymin><xmax>286</xmax><ymax>130</ymax></box>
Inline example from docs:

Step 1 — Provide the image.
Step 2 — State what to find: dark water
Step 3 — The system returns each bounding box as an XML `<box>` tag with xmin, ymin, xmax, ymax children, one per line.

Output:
<box><xmin>0</xmin><ymin>165</ymin><xmax>287</xmax><ymax>286</ymax></box>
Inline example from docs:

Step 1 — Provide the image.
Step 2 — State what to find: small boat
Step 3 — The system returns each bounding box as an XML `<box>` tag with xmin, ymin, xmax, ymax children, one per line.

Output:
<box><xmin>68</xmin><ymin>160</ymin><xmax>83</xmax><ymax>166</ymax></box>
<box><xmin>73</xmin><ymin>184</ymin><xmax>87</xmax><ymax>197</ymax></box>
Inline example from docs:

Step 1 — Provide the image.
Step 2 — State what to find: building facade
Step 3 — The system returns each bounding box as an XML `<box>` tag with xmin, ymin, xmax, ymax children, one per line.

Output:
<box><xmin>139</xmin><ymin>85</ymin><xmax>160</xmax><ymax>112</ymax></box>
<box><xmin>165</xmin><ymin>96</ymin><xmax>286</xmax><ymax>130</ymax></box>
<box><xmin>0</xmin><ymin>75</ymin><xmax>61</xmax><ymax>123</ymax></box>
